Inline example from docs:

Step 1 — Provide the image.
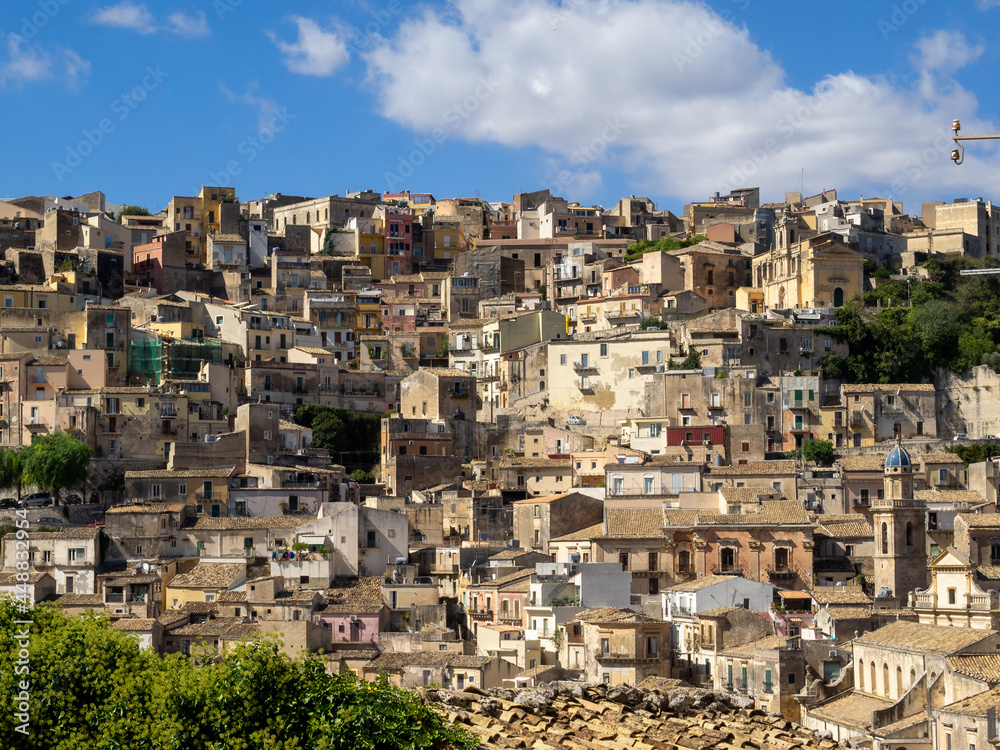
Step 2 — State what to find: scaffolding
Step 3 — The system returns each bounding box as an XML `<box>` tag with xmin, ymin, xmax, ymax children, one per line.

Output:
<box><xmin>129</xmin><ymin>338</ymin><xmax>223</xmax><ymax>385</ymax></box>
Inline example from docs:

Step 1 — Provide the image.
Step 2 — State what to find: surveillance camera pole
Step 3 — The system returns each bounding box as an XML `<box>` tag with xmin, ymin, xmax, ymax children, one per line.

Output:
<box><xmin>951</xmin><ymin>119</ymin><xmax>1000</xmax><ymax>165</ymax></box>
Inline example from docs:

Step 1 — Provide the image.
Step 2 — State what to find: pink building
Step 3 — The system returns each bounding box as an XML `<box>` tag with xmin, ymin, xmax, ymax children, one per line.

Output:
<box><xmin>384</xmin><ymin>213</ymin><xmax>415</xmax><ymax>276</ymax></box>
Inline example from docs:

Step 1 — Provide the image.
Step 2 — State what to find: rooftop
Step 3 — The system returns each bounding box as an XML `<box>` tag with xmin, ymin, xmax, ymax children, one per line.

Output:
<box><xmin>855</xmin><ymin>620</ymin><xmax>996</xmax><ymax>655</ymax></box>
<box><xmin>167</xmin><ymin>562</ymin><xmax>245</xmax><ymax>589</ymax></box>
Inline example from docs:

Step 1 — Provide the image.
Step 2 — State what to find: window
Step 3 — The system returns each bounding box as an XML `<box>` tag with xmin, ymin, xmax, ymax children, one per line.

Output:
<box><xmin>618</xmin><ymin>552</ymin><xmax>629</xmax><ymax>570</ymax></box>
<box><xmin>881</xmin><ymin>523</ymin><xmax>888</xmax><ymax>554</ymax></box>
<box><xmin>151</xmin><ymin>484</ymin><xmax>161</xmax><ymax>498</ymax></box>
<box><xmin>178</xmin><ymin>483</ymin><xmax>187</xmax><ymax>496</ymax></box>
<box><xmin>560</xmin><ymin>354</ymin><xmax>567</xmax><ymax>365</ymax></box>
<box><xmin>948</xmin><ymin>587</ymin><xmax>957</xmax><ymax>605</ymax></box>
<box><xmin>741</xmin><ymin>441</ymin><xmax>750</xmax><ymax>453</ymax></box>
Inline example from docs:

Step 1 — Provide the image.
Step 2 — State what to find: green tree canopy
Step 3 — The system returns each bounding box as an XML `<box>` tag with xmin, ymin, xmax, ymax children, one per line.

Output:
<box><xmin>115</xmin><ymin>205</ymin><xmax>151</xmax><ymax>223</ymax></box>
<box><xmin>295</xmin><ymin>406</ymin><xmax>381</xmax><ymax>476</ymax></box>
<box><xmin>0</xmin><ymin>600</ymin><xmax>475</xmax><ymax>749</ymax></box>
<box><xmin>22</xmin><ymin>432</ymin><xmax>91</xmax><ymax>505</ymax></box>
<box><xmin>790</xmin><ymin>439</ymin><xmax>836</xmax><ymax>466</ymax></box>
<box><xmin>624</xmin><ymin>235</ymin><xmax>707</xmax><ymax>263</ymax></box>
<box><xmin>0</xmin><ymin>446</ymin><xmax>29</xmax><ymax>500</ymax></box>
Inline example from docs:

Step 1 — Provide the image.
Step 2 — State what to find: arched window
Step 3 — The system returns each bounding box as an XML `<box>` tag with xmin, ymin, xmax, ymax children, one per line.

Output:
<box><xmin>882</xmin><ymin>522</ymin><xmax>889</xmax><ymax>555</ymax></box>
<box><xmin>360</xmin><ymin>210</ymin><xmax>365</xmax><ymax>218</ymax></box>
<box><xmin>896</xmin><ymin>666</ymin><xmax>903</xmax><ymax>697</ymax></box>
<box><xmin>905</xmin><ymin>522</ymin><xmax>913</xmax><ymax>547</ymax></box>
<box><xmin>306</xmin><ymin>211</ymin><xmax>310</xmax><ymax>223</ymax></box>
<box><xmin>834</xmin><ymin>287</ymin><xmax>844</xmax><ymax>307</ymax></box>
<box><xmin>909</xmin><ymin>668</ymin><xmax>916</xmax><ymax>687</ymax></box>
<box><xmin>292</xmin><ymin>214</ymin><xmax>297</xmax><ymax>225</ymax></box>
<box><xmin>870</xmin><ymin>662</ymin><xmax>876</xmax><ymax>693</ymax></box>
<box><xmin>344</xmin><ymin>208</ymin><xmax>350</xmax><ymax>221</ymax></box>
<box><xmin>678</xmin><ymin>550</ymin><xmax>691</xmax><ymax>573</ymax></box>
<box><xmin>883</xmin><ymin>663</ymin><xmax>890</xmax><ymax>697</ymax></box>
<box><xmin>858</xmin><ymin>661</ymin><xmax>865</xmax><ymax>690</ymax></box>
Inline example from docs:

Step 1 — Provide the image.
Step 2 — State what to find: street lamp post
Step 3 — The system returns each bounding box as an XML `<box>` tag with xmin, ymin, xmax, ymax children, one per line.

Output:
<box><xmin>951</xmin><ymin>119</ymin><xmax>1000</xmax><ymax>165</ymax></box>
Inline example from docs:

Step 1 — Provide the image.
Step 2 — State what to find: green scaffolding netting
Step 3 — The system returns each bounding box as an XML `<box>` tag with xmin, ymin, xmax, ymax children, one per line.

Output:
<box><xmin>129</xmin><ymin>338</ymin><xmax>222</xmax><ymax>385</ymax></box>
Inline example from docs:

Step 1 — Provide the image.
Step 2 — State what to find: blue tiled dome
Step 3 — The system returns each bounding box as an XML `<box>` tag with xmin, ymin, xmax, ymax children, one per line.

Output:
<box><xmin>885</xmin><ymin>444</ymin><xmax>911</xmax><ymax>468</ymax></box>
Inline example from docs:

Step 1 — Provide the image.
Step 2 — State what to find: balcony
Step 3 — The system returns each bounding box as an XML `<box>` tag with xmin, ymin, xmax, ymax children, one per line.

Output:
<box><xmin>579</xmin><ymin>310</ymin><xmax>598</xmax><ymax>322</ymax></box>
<box><xmin>767</xmin><ymin>567</ymin><xmax>797</xmax><ymax>581</ymax></box>
<box><xmin>850</xmin><ymin>411</ymin><xmax>865</xmax><ymax>428</ymax></box>
<box><xmin>785</xmin><ymin>400</ymin><xmax>808</xmax><ymax>411</ymax></box>
<box><xmin>105</xmin><ymin>593</ymin><xmax>147</xmax><ymax>604</ymax></box>
<box><xmin>881</xmin><ymin>402</ymin><xmax>903</xmax><ymax>414</ymax></box>
<box><xmin>573</xmin><ymin>361</ymin><xmax>597</xmax><ymax>373</ymax></box>
<box><xmin>762</xmin><ymin>681</ymin><xmax>773</xmax><ymax>694</ymax></box>
<box><xmin>595</xmin><ymin>650</ymin><xmax>659</xmax><ymax>664</ymax></box>
<box><xmin>195</xmin><ymin>490</ymin><xmax>223</xmax><ymax>502</ymax></box>
<box><xmin>577</xmin><ymin>380</ymin><xmax>594</xmax><ymax>394</ymax></box>
<box><xmin>448</xmin><ymin>388</ymin><xmax>469</xmax><ymax>399</ymax></box>
<box><xmin>468</xmin><ymin>610</ymin><xmax>492</xmax><ymax>623</ymax></box>
<box><xmin>606</xmin><ymin>310</ymin><xmax>640</xmax><ymax>322</ymax></box>
<box><xmin>161</xmin><ymin>427</ymin><xmax>178</xmax><ymax>436</ymax></box>
<box><xmin>281</xmin><ymin>480</ymin><xmax>323</xmax><ymax>490</ymax></box>
<box><xmin>712</xmin><ymin>566</ymin><xmax>740</xmax><ymax>576</ymax></box>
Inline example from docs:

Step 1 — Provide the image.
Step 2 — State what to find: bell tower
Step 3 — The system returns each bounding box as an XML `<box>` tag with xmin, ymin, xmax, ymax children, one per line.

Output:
<box><xmin>872</xmin><ymin>441</ymin><xmax>927</xmax><ymax>605</ymax></box>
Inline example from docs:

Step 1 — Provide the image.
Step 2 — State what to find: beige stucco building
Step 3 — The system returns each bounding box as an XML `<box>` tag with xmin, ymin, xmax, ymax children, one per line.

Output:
<box><xmin>753</xmin><ymin>232</ymin><xmax>864</xmax><ymax>311</ymax></box>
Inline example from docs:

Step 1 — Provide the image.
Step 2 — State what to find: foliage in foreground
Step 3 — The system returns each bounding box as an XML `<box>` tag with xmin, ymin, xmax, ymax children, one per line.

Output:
<box><xmin>788</xmin><ymin>439</ymin><xmax>835</xmax><ymax>466</ymax></box>
<box><xmin>624</xmin><ymin>234</ymin><xmax>707</xmax><ymax>262</ymax></box>
<box><xmin>0</xmin><ymin>601</ymin><xmax>475</xmax><ymax>750</ymax></box>
<box><xmin>294</xmin><ymin>405</ymin><xmax>383</xmax><ymax>476</ymax></box>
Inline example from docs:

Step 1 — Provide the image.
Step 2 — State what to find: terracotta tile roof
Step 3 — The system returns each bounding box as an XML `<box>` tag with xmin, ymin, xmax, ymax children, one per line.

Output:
<box><xmin>978</xmin><ymin>565</ymin><xmax>1000</xmax><ymax>580</ymax></box>
<box><xmin>668</xmin><ymin>574</ymin><xmax>738</xmax><ymax>592</ymax></box>
<box><xmin>841</xmin><ymin>383</ymin><xmax>935</xmax><ymax>393</ymax></box>
<box><xmin>916</xmin><ymin>490</ymin><xmax>984</xmax><ymax>505</ymax></box>
<box><xmin>816</xmin><ymin>516</ymin><xmax>873</xmax><ymax>539</ymax></box>
<box><xmin>167</xmin><ymin>562</ymin><xmax>244</xmax><ymax>589</ymax></box>
<box><xmin>51</xmin><ymin>593</ymin><xmax>104</xmax><ymax>607</ymax></box>
<box><xmin>921</xmin><ymin>452</ymin><xmax>964</xmax><ymax>464</ymax></box>
<box><xmin>512</xmin><ymin>491</ymin><xmax>577</xmax><ymax>505</ymax></box>
<box><xmin>500</xmin><ymin>456</ymin><xmax>570</xmax><ymax>468</ymax></box>
<box><xmin>947</xmin><ymin>656</ymin><xmax>1000</xmax><ymax>684</ymax></box>
<box><xmin>872</xmin><ymin>712</ymin><xmax>927</xmax><ymax>736</ymax></box>
<box><xmin>106</xmin><ymin>503</ymin><xmax>186</xmax><ymax>514</ymax></box>
<box><xmin>720</xmin><ymin>486</ymin><xmax>778</xmax><ymax>504</ymax></box>
<box><xmin>210</xmin><ymin>234</ymin><xmax>246</xmax><ymax>244</ymax></box>
<box><xmin>697</xmin><ymin>605</ymin><xmax>740</xmax><ymax>617</ymax></box>
<box><xmin>959</xmin><ymin>514</ymin><xmax>1000</xmax><ymax>528</ymax></box>
<box><xmin>184</xmin><ymin>516</ymin><xmax>305</xmax><ymax>530</ymax></box>
<box><xmin>722</xmin><ymin>635</ymin><xmax>795</xmax><ymax>658</ymax></box>
<box><xmin>836</xmin><ymin>455</ymin><xmax>886</xmax><ymax>472</ymax></box>
<box><xmin>170</xmin><ymin>618</ymin><xmax>261</xmax><ymax>638</ymax></box>
<box><xmin>820</xmin><ymin>606</ymin><xmax>874</xmax><ymax>621</ymax></box>
<box><xmin>322</xmin><ymin>576</ymin><xmax>384</xmax><ymax>614</ymax></box>
<box><xmin>809</xmin><ymin>587</ymin><xmax>872</xmax><ymax>606</ymax></box>
<box><xmin>469</xmin><ymin>569</ymin><xmax>534</xmax><ymax>591</ymax></box>
<box><xmin>601</xmin><ymin>508</ymin><xmax>663</xmax><ymax>537</ymax></box>
<box><xmin>575</xmin><ymin>606</ymin><xmax>659</xmax><ymax>624</ymax></box>
<box><xmin>111</xmin><ymin>618</ymin><xmax>156</xmax><ymax>631</ymax></box>
<box><xmin>550</xmin><ymin>522</ymin><xmax>602</xmax><ymax>543</ymax></box>
<box><xmin>366</xmin><ymin>652</ymin><xmax>489</xmax><ymax>670</ymax></box>
<box><xmin>808</xmin><ymin>690</ymin><xmax>892</xmax><ymax>729</ymax></box>
<box><xmin>705</xmin><ymin>461</ymin><xmax>796</xmax><ymax>476</ymax></box>
<box><xmin>0</xmin><ymin>571</ymin><xmax>49</xmax><ymax>585</ymax></box>
<box><xmin>857</xmin><ymin>620</ymin><xmax>997</xmax><ymax>655</ymax></box>
<box><xmin>156</xmin><ymin>610</ymin><xmax>189</xmax><ymax>627</ymax></box>
<box><xmin>698</xmin><ymin>500</ymin><xmax>811</xmax><ymax>526</ymax></box>
<box><xmin>939</xmin><ymin>688</ymin><xmax>1000</xmax><ymax>717</ymax></box>
<box><xmin>2</xmin><ymin>527</ymin><xmax>99</xmax><ymax>541</ymax></box>
<box><xmin>217</xmin><ymin>590</ymin><xmax>247</xmax><ymax>603</ymax></box>
<box><xmin>125</xmin><ymin>466</ymin><xmax>236</xmax><ymax>479</ymax></box>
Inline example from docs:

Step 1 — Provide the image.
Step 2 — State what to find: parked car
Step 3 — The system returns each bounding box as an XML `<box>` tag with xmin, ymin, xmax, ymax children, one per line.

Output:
<box><xmin>953</xmin><ymin>434</ymin><xmax>970</xmax><ymax>442</ymax></box>
<box><xmin>17</xmin><ymin>492</ymin><xmax>52</xmax><ymax>508</ymax></box>
<box><xmin>37</xmin><ymin>516</ymin><xmax>67</xmax><ymax>526</ymax></box>
<box><xmin>63</xmin><ymin>494</ymin><xmax>82</xmax><ymax>505</ymax></box>
<box><xmin>0</xmin><ymin>497</ymin><xmax>17</xmax><ymax>509</ymax></box>
<box><xmin>567</xmin><ymin>415</ymin><xmax>587</xmax><ymax>426</ymax></box>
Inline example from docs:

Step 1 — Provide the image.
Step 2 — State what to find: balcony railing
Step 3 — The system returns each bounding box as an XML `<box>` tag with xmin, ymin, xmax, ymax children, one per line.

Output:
<box><xmin>573</xmin><ymin>361</ymin><xmax>597</xmax><ymax>372</ymax></box>
<box><xmin>767</xmin><ymin>567</ymin><xmax>796</xmax><ymax>580</ymax></box>
<box><xmin>195</xmin><ymin>491</ymin><xmax>223</xmax><ymax>501</ymax></box>
<box><xmin>105</xmin><ymin>593</ymin><xmax>147</xmax><ymax>604</ymax></box>
<box><xmin>281</xmin><ymin>481</ymin><xmax>323</xmax><ymax>489</ymax></box>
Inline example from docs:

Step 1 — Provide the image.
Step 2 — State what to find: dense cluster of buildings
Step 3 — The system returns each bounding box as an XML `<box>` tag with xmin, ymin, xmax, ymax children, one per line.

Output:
<box><xmin>4</xmin><ymin>184</ymin><xmax>1000</xmax><ymax>748</ymax></box>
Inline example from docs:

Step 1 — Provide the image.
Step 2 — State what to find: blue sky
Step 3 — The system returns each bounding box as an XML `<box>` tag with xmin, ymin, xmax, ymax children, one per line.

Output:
<box><xmin>3</xmin><ymin>0</ymin><xmax>1000</xmax><ymax>217</ymax></box>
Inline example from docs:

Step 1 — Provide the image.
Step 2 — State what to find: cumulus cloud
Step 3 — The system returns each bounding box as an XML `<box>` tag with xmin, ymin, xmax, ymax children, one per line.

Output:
<box><xmin>0</xmin><ymin>34</ymin><xmax>89</xmax><ymax>89</ymax></box>
<box><xmin>270</xmin><ymin>17</ymin><xmax>350</xmax><ymax>76</ymax></box>
<box><xmin>92</xmin><ymin>2</ymin><xmax>156</xmax><ymax>34</ymax></box>
<box><xmin>358</xmin><ymin>0</ymin><xmax>1000</xmax><ymax>203</ymax></box>
<box><xmin>913</xmin><ymin>30</ymin><xmax>984</xmax><ymax>74</ymax></box>
<box><xmin>168</xmin><ymin>10</ymin><xmax>210</xmax><ymax>38</ymax></box>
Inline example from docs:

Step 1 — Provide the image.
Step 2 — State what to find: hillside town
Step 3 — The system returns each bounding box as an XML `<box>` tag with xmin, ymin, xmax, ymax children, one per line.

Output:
<box><xmin>7</xmin><ymin>183</ymin><xmax>1000</xmax><ymax>749</ymax></box>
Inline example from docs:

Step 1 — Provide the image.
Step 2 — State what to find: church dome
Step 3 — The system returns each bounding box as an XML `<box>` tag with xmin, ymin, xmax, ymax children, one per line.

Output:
<box><xmin>885</xmin><ymin>444</ymin><xmax>911</xmax><ymax>468</ymax></box>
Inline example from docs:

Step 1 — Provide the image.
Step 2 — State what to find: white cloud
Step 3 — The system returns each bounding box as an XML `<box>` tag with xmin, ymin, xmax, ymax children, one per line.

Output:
<box><xmin>0</xmin><ymin>34</ymin><xmax>89</xmax><ymax>90</ymax></box>
<box><xmin>168</xmin><ymin>10</ymin><xmax>209</xmax><ymax>38</ymax></box>
<box><xmin>912</xmin><ymin>30</ymin><xmax>984</xmax><ymax>74</ymax></box>
<box><xmin>976</xmin><ymin>0</ymin><xmax>1000</xmax><ymax>9</ymax></box>
<box><xmin>93</xmin><ymin>2</ymin><xmax>156</xmax><ymax>34</ymax></box>
<box><xmin>360</xmin><ymin>0</ymin><xmax>1000</xmax><ymax>204</ymax></box>
<box><xmin>270</xmin><ymin>17</ymin><xmax>350</xmax><ymax>76</ymax></box>
<box><xmin>221</xmin><ymin>82</ymin><xmax>282</xmax><ymax>131</ymax></box>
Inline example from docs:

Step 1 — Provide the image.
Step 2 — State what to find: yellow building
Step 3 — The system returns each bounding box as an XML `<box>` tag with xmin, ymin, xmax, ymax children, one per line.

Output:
<box><xmin>165</xmin><ymin>186</ymin><xmax>236</xmax><ymax>264</ymax></box>
<box><xmin>164</xmin><ymin>561</ymin><xmax>245</xmax><ymax>609</ymax></box>
<box><xmin>752</xmin><ymin>232</ymin><xmax>864</xmax><ymax>311</ymax></box>
<box><xmin>358</xmin><ymin>225</ymin><xmax>386</xmax><ymax>280</ymax></box>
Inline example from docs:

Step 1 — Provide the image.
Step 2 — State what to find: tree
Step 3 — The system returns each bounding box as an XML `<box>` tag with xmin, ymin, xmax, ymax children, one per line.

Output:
<box><xmin>22</xmin><ymin>432</ymin><xmax>91</xmax><ymax>506</ymax></box>
<box><xmin>624</xmin><ymin>235</ymin><xmax>707</xmax><ymax>263</ymax></box>
<box><xmin>681</xmin><ymin>348</ymin><xmax>701</xmax><ymax>370</ymax></box>
<box><xmin>115</xmin><ymin>204</ymin><xmax>150</xmax><ymax>224</ymax></box>
<box><xmin>790</xmin><ymin>439</ymin><xmax>835</xmax><ymax>466</ymax></box>
<box><xmin>0</xmin><ymin>600</ymin><xmax>477</xmax><ymax>749</ymax></box>
<box><xmin>0</xmin><ymin>446</ymin><xmax>29</xmax><ymax>501</ymax></box>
